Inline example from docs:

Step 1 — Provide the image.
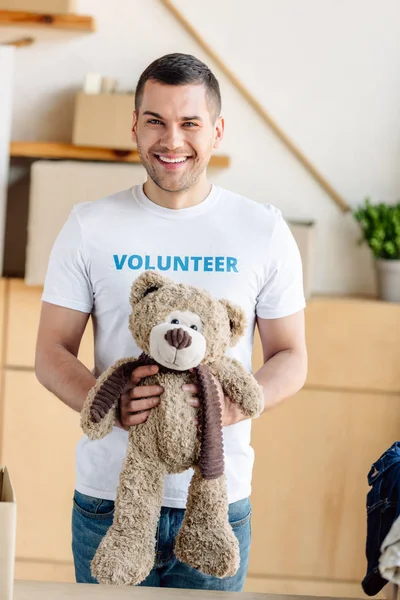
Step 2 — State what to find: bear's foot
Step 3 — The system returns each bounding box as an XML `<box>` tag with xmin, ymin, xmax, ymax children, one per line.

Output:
<box><xmin>174</xmin><ymin>521</ymin><xmax>240</xmax><ymax>578</ymax></box>
<box><xmin>91</xmin><ymin>532</ymin><xmax>154</xmax><ymax>586</ymax></box>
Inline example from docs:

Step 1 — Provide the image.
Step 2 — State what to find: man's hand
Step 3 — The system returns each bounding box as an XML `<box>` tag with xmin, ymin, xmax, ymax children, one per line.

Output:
<box><xmin>182</xmin><ymin>373</ymin><xmax>246</xmax><ymax>427</ymax></box>
<box><xmin>116</xmin><ymin>364</ymin><xmax>164</xmax><ymax>430</ymax></box>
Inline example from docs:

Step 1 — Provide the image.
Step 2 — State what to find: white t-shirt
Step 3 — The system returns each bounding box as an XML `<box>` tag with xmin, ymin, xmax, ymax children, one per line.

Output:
<box><xmin>42</xmin><ymin>183</ymin><xmax>305</xmax><ymax>508</ymax></box>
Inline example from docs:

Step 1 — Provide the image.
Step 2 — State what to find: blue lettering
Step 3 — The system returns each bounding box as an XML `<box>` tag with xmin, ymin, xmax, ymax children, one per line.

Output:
<box><xmin>227</xmin><ymin>257</ymin><xmax>239</xmax><ymax>273</ymax></box>
<box><xmin>174</xmin><ymin>256</ymin><xmax>189</xmax><ymax>271</ymax></box>
<box><xmin>157</xmin><ymin>256</ymin><xmax>171</xmax><ymax>271</ymax></box>
<box><xmin>113</xmin><ymin>254</ymin><xmax>127</xmax><ymax>270</ymax></box>
<box><xmin>215</xmin><ymin>257</ymin><xmax>224</xmax><ymax>272</ymax></box>
<box><xmin>204</xmin><ymin>257</ymin><xmax>213</xmax><ymax>272</ymax></box>
<box><xmin>128</xmin><ymin>255</ymin><xmax>143</xmax><ymax>270</ymax></box>
<box><xmin>114</xmin><ymin>254</ymin><xmax>238</xmax><ymax>273</ymax></box>
<box><xmin>191</xmin><ymin>257</ymin><xmax>202</xmax><ymax>271</ymax></box>
<box><xmin>145</xmin><ymin>255</ymin><xmax>156</xmax><ymax>270</ymax></box>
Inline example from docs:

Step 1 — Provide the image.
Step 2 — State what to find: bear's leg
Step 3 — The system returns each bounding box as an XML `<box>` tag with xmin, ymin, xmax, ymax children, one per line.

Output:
<box><xmin>91</xmin><ymin>437</ymin><xmax>165</xmax><ymax>586</ymax></box>
<box><xmin>174</xmin><ymin>467</ymin><xmax>240</xmax><ymax>578</ymax></box>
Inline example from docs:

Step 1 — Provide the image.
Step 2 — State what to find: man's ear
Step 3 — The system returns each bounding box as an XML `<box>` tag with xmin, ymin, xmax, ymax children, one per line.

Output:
<box><xmin>213</xmin><ymin>116</ymin><xmax>224</xmax><ymax>150</ymax></box>
<box><xmin>219</xmin><ymin>299</ymin><xmax>247</xmax><ymax>346</ymax></box>
<box><xmin>130</xmin><ymin>272</ymin><xmax>171</xmax><ymax>307</ymax></box>
<box><xmin>132</xmin><ymin>110</ymin><xmax>138</xmax><ymax>143</ymax></box>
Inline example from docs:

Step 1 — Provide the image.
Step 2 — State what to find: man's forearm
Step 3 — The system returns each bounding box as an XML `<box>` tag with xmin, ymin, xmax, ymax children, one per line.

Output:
<box><xmin>35</xmin><ymin>345</ymin><xmax>96</xmax><ymax>413</ymax></box>
<box><xmin>254</xmin><ymin>348</ymin><xmax>308</xmax><ymax>412</ymax></box>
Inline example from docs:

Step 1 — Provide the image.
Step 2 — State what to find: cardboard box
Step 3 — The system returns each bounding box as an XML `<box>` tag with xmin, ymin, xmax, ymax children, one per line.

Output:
<box><xmin>0</xmin><ymin>0</ymin><xmax>77</xmax><ymax>13</ymax></box>
<box><xmin>384</xmin><ymin>583</ymin><xmax>399</xmax><ymax>600</ymax></box>
<box><xmin>25</xmin><ymin>161</ymin><xmax>146</xmax><ymax>285</ymax></box>
<box><xmin>289</xmin><ymin>220</ymin><xmax>316</xmax><ymax>299</ymax></box>
<box><xmin>72</xmin><ymin>92</ymin><xmax>136</xmax><ymax>150</ymax></box>
<box><xmin>0</xmin><ymin>467</ymin><xmax>17</xmax><ymax>600</ymax></box>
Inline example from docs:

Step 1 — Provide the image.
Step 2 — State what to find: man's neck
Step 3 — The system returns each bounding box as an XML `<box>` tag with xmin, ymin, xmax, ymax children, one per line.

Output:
<box><xmin>143</xmin><ymin>178</ymin><xmax>212</xmax><ymax>210</ymax></box>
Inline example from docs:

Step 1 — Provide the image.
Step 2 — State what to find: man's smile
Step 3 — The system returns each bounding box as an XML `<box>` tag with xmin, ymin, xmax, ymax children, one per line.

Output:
<box><xmin>153</xmin><ymin>154</ymin><xmax>192</xmax><ymax>169</ymax></box>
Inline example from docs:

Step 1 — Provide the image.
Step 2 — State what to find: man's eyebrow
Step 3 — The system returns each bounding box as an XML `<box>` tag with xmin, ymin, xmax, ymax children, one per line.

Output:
<box><xmin>143</xmin><ymin>111</ymin><xmax>203</xmax><ymax>122</ymax></box>
<box><xmin>143</xmin><ymin>111</ymin><xmax>163</xmax><ymax>119</ymax></box>
<box><xmin>181</xmin><ymin>115</ymin><xmax>203</xmax><ymax>121</ymax></box>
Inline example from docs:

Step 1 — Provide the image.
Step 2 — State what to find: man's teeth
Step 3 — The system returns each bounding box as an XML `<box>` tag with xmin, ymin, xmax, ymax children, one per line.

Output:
<box><xmin>157</xmin><ymin>156</ymin><xmax>188</xmax><ymax>163</ymax></box>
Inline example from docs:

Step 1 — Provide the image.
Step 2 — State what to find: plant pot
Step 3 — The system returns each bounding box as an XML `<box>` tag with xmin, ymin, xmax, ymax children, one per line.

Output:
<box><xmin>375</xmin><ymin>259</ymin><xmax>400</xmax><ymax>302</ymax></box>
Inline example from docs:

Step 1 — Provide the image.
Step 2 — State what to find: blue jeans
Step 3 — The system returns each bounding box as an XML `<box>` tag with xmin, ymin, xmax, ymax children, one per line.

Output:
<box><xmin>72</xmin><ymin>490</ymin><xmax>251</xmax><ymax>591</ymax></box>
<box><xmin>362</xmin><ymin>442</ymin><xmax>400</xmax><ymax>595</ymax></box>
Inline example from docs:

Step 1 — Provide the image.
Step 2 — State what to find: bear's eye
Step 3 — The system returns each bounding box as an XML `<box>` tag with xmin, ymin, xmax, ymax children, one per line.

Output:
<box><xmin>190</xmin><ymin>325</ymin><xmax>198</xmax><ymax>331</ymax></box>
<box><xmin>171</xmin><ymin>318</ymin><xmax>180</xmax><ymax>325</ymax></box>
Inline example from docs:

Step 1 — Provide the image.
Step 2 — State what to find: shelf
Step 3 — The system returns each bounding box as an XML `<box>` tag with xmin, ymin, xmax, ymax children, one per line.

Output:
<box><xmin>10</xmin><ymin>141</ymin><xmax>231</xmax><ymax>168</ymax></box>
<box><xmin>0</xmin><ymin>10</ymin><xmax>95</xmax><ymax>32</ymax></box>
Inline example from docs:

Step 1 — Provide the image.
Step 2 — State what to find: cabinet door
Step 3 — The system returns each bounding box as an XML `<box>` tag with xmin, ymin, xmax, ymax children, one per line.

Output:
<box><xmin>1</xmin><ymin>370</ymin><xmax>81</xmax><ymax>562</ymax></box>
<box><xmin>248</xmin><ymin>387</ymin><xmax>400</xmax><ymax>581</ymax></box>
<box><xmin>305</xmin><ymin>298</ymin><xmax>400</xmax><ymax>392</ymax></box>
<box><xmin>5</xmin><ymin>279</ymin><xmax>94</xmax><ymax>369</ymax></box>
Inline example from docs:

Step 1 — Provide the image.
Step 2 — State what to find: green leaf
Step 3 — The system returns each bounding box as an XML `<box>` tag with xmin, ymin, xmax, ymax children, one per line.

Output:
<box><xmin>353</xmin><ymin>198</ymin><xmax>400</xmax><ymax>259</ymax></box>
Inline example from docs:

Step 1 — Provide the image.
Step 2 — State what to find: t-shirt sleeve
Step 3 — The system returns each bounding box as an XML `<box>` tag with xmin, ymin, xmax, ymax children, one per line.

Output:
<box><xmin>256</xmin><ymin>212</ymin><xmax>306</xmax><ymax>319</ymax></box>
<box><xmin>41</xmin><ymin>207</ymin><xmax>93</xmax><ymax>313</ymax></box>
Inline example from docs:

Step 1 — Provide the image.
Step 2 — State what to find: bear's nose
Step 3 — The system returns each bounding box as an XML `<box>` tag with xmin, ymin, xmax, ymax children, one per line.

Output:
<box><xmin>165</xmin><ymin>327</ymin><xmax>192</xmax><ymax>350</ymax></box>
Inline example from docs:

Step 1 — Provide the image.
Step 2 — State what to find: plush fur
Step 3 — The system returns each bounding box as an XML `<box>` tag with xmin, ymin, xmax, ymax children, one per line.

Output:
<box><xmin>80</xmin><ymin>272</ymin><xmax>264</xmax><ymax>585</ymax></box>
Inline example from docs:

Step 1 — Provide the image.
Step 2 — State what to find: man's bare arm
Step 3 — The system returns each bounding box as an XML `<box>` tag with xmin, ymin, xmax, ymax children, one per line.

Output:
<box><xmin>35</xmin><ymin>302</ymin><xmax>95</xmax><ymax>413</ymax></box>
<box><xmin>254</xmin><ymin>309</ymin><xmax>308</xmax><ymax>412</ymax></box>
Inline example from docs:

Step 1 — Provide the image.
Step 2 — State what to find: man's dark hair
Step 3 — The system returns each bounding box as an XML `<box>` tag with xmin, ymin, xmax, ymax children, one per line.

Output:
<box><xmin>135</xmin><ymin>53</ymin><xmax>221</xmax><ymax>120</ymax></box>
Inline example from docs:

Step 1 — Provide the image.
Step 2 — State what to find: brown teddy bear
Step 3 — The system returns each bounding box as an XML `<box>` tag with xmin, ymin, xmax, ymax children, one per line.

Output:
<box><xmin>80</xmin><ymin>271</ymin><xmax>264</xmax><ymax>586</ymax></box>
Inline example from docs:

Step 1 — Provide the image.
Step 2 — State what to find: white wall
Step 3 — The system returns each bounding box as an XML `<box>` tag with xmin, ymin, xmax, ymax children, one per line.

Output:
<box><xmin>4</xmin><ymin>0</ymin><xmax>400</xmax><ymax>295</ymax></box>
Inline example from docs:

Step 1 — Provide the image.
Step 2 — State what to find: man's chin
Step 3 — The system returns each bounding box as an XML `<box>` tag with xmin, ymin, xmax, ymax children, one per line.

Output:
<box><xmin>152</xmin><ymin>176</ymin><xmax>192</xmax><ymax>194</ymax></box>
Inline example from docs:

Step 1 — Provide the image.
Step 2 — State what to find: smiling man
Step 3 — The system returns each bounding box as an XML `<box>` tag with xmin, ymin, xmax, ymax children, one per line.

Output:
<box><xmin>35</xmin><ymin>53</ymin><xmax>307</xmax><ymax>592</ymax></box>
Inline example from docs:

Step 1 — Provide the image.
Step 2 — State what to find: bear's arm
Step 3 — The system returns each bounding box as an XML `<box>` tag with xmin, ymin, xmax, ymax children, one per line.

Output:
<box><xmin>80</xmin><ymin>357</ymin><xmax>142</xmax><ymax>440</ymax></box>
<box><xmin>210</xmin><ymin>357</ymin><xmax>264</xmax><ymax>419</ymax></box>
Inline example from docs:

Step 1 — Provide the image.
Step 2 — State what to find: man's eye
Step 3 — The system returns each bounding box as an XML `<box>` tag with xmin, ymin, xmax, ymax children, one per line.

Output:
<box><xmin>148</xmin><ymin>119</ymin><xmax>162</xmax><ymax>125</ymax></box>
<box><xmin>183</xmin><ymin>122</ymin><xmax>197</xmax><ymax>127</ymax></box>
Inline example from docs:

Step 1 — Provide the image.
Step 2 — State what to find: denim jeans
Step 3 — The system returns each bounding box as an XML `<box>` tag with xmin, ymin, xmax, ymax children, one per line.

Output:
<box><xmin>72</xmin><ymin>490</ymin><xmax>252</xmax><ymax>591</ymax></box>
<box><xmin>362</xmin><ymin>442</ymin><xmax>400</xmax><ymax>596</ymax></box>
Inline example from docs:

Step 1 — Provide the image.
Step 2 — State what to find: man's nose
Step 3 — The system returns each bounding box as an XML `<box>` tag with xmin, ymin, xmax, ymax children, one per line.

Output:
<box><xmin>165</xmin><ymin>328</ymin><xmax>192</xmax><ymax>349</ymax></box>
<box><xmin>160</xmin><ymin>125</ymin><xmax>184</xmax><ymax>150</ymax></box>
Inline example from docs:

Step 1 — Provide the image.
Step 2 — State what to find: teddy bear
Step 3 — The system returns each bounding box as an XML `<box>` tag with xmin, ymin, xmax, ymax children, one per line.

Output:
<box><xmin>80</xmin><ymin>271</ymin><xmax>264</xmax><ymax>586</ymax></box>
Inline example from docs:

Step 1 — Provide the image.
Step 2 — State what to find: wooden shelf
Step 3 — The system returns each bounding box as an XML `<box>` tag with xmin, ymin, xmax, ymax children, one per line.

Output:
<box><xmin>0</xmin><ymin>10</ymin><xmax>95</xmax><ymax>32</ymax></box>
<box><xmin>10</xmin><ymin>141</ymin><xmax>231</xmax><ymax>168</ymax></box>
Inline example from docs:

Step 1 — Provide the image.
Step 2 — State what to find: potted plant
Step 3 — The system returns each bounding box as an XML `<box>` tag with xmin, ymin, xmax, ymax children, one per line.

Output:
<box><xmin>353</xmin><ymin>198</ymin><xmax>400</xmax><ymax>302</ymax></box>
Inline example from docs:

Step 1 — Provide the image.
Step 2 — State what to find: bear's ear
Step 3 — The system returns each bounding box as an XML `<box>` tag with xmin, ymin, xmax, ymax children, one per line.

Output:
<box><xmin>130</xmin><ymin>272</ymin><xmax>171</xmax><ymax>307</ymax></box>
<box><xmin>219</xmin><ymin>299</ymin><xmax>247</xmax><ymax>347</ymax></box>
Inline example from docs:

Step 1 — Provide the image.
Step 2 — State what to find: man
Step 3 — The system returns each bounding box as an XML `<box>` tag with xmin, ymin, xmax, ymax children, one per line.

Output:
<box><xmin>35</xmin><ymin>52</ymin><xmax>307</xmax><ymax>591</ymax></box>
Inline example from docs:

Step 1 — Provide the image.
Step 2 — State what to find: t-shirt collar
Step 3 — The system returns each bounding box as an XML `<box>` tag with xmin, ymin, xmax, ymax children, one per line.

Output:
<box><xmin>132</xmin><ymin>183</ymin><xmax>221</xmax><ymax>219</ymax></box>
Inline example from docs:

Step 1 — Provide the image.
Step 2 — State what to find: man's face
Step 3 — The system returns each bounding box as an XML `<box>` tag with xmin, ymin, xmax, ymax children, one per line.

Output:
<box><xmin>132</xmin><ymin>81</ymin><xmax>224</xmax><ymax>193</ymax></box>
